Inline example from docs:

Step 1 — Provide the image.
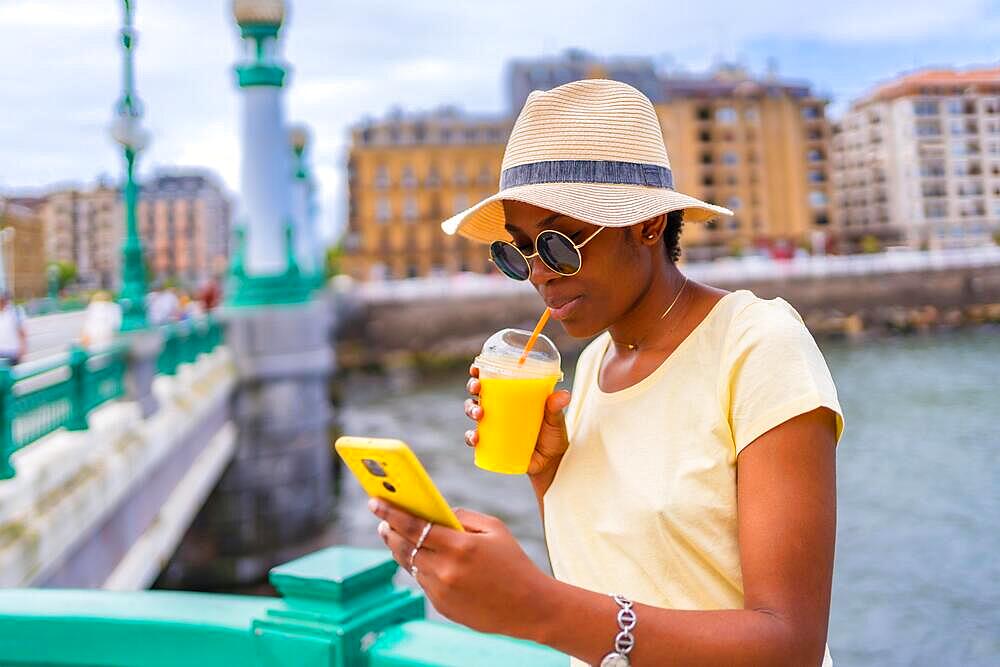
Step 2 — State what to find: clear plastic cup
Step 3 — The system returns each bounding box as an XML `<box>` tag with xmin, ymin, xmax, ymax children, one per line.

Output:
<box><xmin>473</xmin><ymin>328</ymin><xmax>562</xmax><ymax>474</ymax></box>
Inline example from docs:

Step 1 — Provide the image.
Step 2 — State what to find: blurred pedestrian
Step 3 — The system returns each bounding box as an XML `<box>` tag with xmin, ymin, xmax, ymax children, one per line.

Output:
<box><xmin>80</xmin><ymin>291</ymin><xmax>122</xmax><ymax>349</ymax></box>
<box><xmin>0</xmin><ymin>289</ymin><xmax>26</xmax><ymax>366</ymax></box>
<box><xmin>147</xmin><ymin>285</ymin><xmax>180</xmax><ymax>325</ymax></box>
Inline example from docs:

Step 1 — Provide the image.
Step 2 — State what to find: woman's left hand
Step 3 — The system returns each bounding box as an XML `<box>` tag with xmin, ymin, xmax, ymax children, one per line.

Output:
<box><xmin>370</xmin><ymin>498</ymin><xmax>551</xmax><ymax>639</ymax></box>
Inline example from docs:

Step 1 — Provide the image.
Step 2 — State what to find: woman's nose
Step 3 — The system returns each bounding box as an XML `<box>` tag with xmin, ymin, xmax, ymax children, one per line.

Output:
<box><xmin>528</xmin><ymin>254</ymin><xmax>559</xmax><ymax>287</ymax></box>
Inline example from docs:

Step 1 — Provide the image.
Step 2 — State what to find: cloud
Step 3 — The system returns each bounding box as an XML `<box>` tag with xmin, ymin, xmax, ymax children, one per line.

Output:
<box><xmin>2</xmin><ymin>0</ymin><xmax>998</xmax><ymax>242</ymax></box>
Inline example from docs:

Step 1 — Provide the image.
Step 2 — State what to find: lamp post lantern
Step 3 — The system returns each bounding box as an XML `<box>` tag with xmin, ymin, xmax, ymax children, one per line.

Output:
<box><xmin>112</xmin><ymin>0</ymin><xmax>151</xmax><ymax>331</ymax></box>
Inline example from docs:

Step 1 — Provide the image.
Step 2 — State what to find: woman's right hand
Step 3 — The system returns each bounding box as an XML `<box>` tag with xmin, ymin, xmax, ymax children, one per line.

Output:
<box><xmin>464</xmin><ymin>364</ymin><xmax>572</xmax><ymax>476</ymax></box>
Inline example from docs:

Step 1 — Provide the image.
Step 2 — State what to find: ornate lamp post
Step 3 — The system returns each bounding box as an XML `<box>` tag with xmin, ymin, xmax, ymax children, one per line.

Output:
<box><xmin>288</xmin><ymin>123</ymin><xmax>320</xmax><ymax>279</ymax></box>
<box><xmin>111</xmin><ymin>0</ymin><xmax>151</xmax><ymax>331</ymax></box>
<box><xmin>227</xmin><ymin>0</ymin><xmax>312</xmax><ymax>306</ymax></box>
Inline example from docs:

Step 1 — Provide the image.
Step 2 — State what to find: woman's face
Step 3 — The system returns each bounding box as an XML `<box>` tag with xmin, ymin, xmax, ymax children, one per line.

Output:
<box><xmin>501</xmin><ymin>200</ymin><xmax>652</xmax><ymax>338</ymax></box>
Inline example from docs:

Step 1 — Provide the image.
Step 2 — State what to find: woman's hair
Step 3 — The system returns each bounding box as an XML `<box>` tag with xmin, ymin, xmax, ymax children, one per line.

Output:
<box><xmin>664</xmin><ymin>210</ymin><xmax>684</xmax><ymax>263</ymax></box>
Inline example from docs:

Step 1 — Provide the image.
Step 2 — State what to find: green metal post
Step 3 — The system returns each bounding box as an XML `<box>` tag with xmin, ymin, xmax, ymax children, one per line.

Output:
<box><xmin>115</xmin><ymin>0</ymin><xmax>149</xmax><ymax>332</ymax></box>
<box><xmin>0</xmin><ymin>361</ymin><xmax>15</xmax><ymax>479</ymax></box>
<box><xmin>66</xmin><ymin>345</ymin><xmax>90</xmax><ymax>431</ymax></box>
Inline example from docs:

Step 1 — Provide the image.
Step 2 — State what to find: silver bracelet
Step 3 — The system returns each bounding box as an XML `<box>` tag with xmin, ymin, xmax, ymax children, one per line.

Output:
<box><xmin>599</xmin><ymin>594</ymin><xmax>637</xmax><ymax>667</ymax></box>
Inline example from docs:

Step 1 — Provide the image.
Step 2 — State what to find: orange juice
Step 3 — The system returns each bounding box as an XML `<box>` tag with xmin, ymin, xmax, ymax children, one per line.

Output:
<box><xmin>476</xmin><ymin>374</ymin><xmax>560</xmax><ymax>474</ymax></box>
<box><xmin>473</xmin><ymin>328</ymin><xmax>562</xmax><ymax>475</ymax></box>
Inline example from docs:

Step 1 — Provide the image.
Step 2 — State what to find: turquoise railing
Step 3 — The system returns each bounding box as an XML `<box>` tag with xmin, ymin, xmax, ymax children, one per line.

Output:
<box><xmin>0</xmin><ymin>316</ymin><xmax>224</xmax><ymax>480</ymax></box>
<box><xmin>0</xmin><ymin>546</ymin><xmax>566</xmax><ymax>667</ymax></box>
<box><xmin>0</xmin><ymin>343</ymin><xmax>127</xmax><ymax>480</ymax></box>
<box><xmin>156</xmin><ymin>317</ymin><xmax>223</xmax><ymax>376</ymax></box>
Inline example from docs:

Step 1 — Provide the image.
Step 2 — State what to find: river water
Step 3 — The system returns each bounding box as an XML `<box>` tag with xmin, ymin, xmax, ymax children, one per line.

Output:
<box><xmin>331</xmin><ymin>326</ymin><xmax>999</xmax><ymax>666</ymax></box>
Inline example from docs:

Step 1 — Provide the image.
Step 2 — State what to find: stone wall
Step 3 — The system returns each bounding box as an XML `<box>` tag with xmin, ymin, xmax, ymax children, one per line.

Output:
<box><xmin>0</xmin><ymin>347</ymin><xmax>236</xmax><ymax>589</ymax></box>
<box><xmin>157</xmin><ymin>297</ymin><xmax>336</xmax><ymax>590</ymax></box>
<box><xmin>339</xmin><ymin>263</ymin><xmax>1000</xmax><ymax>367</ymax></box>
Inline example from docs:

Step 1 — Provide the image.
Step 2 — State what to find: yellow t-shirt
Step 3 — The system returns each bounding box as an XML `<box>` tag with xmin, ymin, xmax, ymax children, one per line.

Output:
<box><xmin>544</xmin><ymin>289</ymin><xmax>844</xmax><ymax>666</ymax></box>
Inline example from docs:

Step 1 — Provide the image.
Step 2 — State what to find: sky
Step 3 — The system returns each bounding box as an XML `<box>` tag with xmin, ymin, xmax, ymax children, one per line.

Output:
<box><xmin>1</xmin><ymin>0</ymin><xmax>998</xmax><ymax>242</ymax></box>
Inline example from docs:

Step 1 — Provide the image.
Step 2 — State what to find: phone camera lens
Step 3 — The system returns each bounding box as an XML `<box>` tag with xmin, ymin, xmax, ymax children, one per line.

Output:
<box><xmin>382</xmin><ymin>481</ymin><xmax>396</xmax><ymax>493</ymax></box>
<box><xmin>362</xmin><ymin>458</ymin><xmax>388</xmax><ymax>477</ymax></box>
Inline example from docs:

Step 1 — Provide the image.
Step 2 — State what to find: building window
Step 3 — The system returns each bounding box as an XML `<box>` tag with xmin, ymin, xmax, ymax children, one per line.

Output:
<box><xmin>699</xmin><ymin>130</ymin><xmax>712</xmax><ymax>142</ymax></box>
<box><xmin>453</xmin><ymin>164</ymin><xmax>467</xmax><ymax>185</ymax></box>
<box><xmin>426</xmin><ymin>163</ymin><xmax>441</xmax><ymax>186</ymax></box>
<box><xmin>700</xmin><ymin>152</ymin><xmax>713</xmax><ymax>165</ymax></box>
<box><xmin>745</xmin><ymin>107</ymin><xmax>759</xmax><ymax>123</ymax></box>
<box><xmin>913</xmin><ymin>100</ymin><xmax>940</xmax><ymax>116</ymax></box>
<box><xmin>722</xmin><ymin>151</ymin><xmax>738</xmax><ymax>165</ymax></box>
<box><xmin>376</xmin><ymin>198</ymin><xmax>391</xmax><ymax>223</ymax></box>
<box><xmin>478</xmin><ymin>163</ymin><xmax>493</xmax><ymax>184</ymax></box>
<box><xmin>696</xmin><ymin>106</ymin><xmax>712</xmax><ymax>121</ymax></box>
<box><xmin>701</xmin><ymin>175</ymin><xmax>715</xmax><ymax>187</ymax></box>
<box><xmin>403</xmin><ymin>197</ymin><xmax>419</xmax><ymax>221</ymax></box>
<box><xmin>916</xmin><ymin>120</ymin><xmax>942</xmax><ymax>136</ymax></box>
<box><xmin>453</xmin><ymin>193</ymin><xmax>468</xmax><ymax>214</ymax></box>
<box><xmin>727</xmin><ymin>196</ymin><xmax>741</xmax><ymax>210</ymax></box>
<box><xmin>375</xmin><ymin>165</ymin><xmax>390</xmax><ymax>188</ymax></box>
<box><xmin>440</xmin><ymin>127</ymin><xmax>453</xmax><ymax>144</ymax></box>
<box><xmin>401</xmin><ymin>165</ymin><xmax>417</xmax><ymax>188</ymax></box>
<box><xmin>716</xmin><ymin>107</ymin><xmax>737</xmax><ymax>124</ymax></box>
<box><xmin>807</xmin><ymin>148</ymin><xmax>824</xmax><ymax>162</ymax></box>
<box><xmin>808</xmin><ymin>169</ymin><xmax>826</xmax><ymax>183</ymax></box>
<box><xmin>809</xmin><ymin>191</ymin><xmax>828</xmax><ymax>208</ymax></box>
<box><xmin>948</xmin><ymin>98</ymin><xmax>963</xmax><ymax>114</ymax></box>
<box><xmin>920</xmin><ymin>161</ymin><xmax>946</xmax><ymax>177</ymax></box>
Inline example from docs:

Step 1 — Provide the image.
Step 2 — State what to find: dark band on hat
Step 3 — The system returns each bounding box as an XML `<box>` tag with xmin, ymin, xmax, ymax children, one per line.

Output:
<box><xmin>499</xmin><ymin>160</ymin><xmax>674</xmax><ymax>190</ymax></box>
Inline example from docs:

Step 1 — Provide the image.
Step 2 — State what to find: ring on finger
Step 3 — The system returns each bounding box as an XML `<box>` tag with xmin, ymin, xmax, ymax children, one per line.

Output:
<box><xmin>415</xmin><ymin>521</ymin><xmax>432</xmax><ymax>550</ymax></box>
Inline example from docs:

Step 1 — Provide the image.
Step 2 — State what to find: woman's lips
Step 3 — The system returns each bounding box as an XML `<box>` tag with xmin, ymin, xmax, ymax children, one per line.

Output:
<box><xmin>547</xmin><ymin>296</ymin><xmax>582</xmax><ymax>320</ymax></box>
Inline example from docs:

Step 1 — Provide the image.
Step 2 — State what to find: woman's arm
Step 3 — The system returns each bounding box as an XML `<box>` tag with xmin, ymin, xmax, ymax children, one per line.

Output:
<box><xmin>380</xmin><ymin>406</ymin><xmax>837</xmax><ymax>666</ymax></box>
<box><xmin>528</xmin><ymin>406</ymin><xmax>838</xmax><ymax>665</ymax></box>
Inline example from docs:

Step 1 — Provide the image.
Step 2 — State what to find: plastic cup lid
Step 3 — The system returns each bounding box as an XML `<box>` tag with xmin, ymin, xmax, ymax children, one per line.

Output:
<box><xmin>474</xmin><ymin>328</ymin><xmax>562</xmax><ymax>379</ymax></box>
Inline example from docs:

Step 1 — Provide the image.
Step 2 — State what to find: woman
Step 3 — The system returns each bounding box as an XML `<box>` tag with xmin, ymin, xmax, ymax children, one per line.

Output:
<box><xmin>370</xmin><ymin>79</ymin><xmax>844</xmax><ymax>666</ymax></box>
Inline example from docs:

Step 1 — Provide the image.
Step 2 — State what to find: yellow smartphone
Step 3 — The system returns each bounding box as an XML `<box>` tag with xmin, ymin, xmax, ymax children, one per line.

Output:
<box><xmin>334</xmin><ymin>436</ymin><xmax>464</xmax><ymax>532</ymax></box>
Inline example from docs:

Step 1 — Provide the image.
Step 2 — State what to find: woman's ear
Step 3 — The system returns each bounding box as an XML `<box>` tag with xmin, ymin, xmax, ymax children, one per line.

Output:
<box><xmin>638</xmin><ymin>214</ymin><xmax>667</xmax><ymax>246</ymax></box>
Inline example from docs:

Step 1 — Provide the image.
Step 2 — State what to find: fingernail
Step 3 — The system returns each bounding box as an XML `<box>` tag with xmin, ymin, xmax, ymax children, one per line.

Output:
<box><xmin>368</xmin><ymin>498</ymin><xmax>379</xmax><ymax>512</ymax></box>
<box><xmin>377</xmin><ymin>520</ymin><xmax>388</xmax><ymax>537</ymax></box>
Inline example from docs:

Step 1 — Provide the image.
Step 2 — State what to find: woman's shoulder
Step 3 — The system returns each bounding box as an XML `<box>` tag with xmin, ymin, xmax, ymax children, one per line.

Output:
<box><xmin>715</xmin><ymin>289</ymin><xmax>810</xmax><ymax>341</ymax></box>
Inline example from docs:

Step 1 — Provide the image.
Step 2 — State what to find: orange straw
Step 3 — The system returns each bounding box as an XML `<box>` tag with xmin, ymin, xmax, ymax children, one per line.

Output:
<box><xmin>518</xmin><ymin>308</ymin><xmax>551</xmax><ymax>366</ymax></box>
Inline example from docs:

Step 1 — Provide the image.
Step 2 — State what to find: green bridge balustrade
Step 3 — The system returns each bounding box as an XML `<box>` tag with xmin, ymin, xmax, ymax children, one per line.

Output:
<box><xmin>0</xmin><ymin>546</ymin><xmax>566</xmax><ymax>667</ymax></box>
<box><xmin>0</xmin><ymin>316</ymin><xmax>224</xmax><ymax>479</ymax></box>
<box><xmin>156</xmin><ymin>318</ymin><xmax>224</xmax><ymax>376</ymax></box>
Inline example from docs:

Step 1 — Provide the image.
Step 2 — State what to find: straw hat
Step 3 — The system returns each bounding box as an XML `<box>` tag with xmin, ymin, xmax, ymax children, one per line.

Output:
<box><xmin>441</xmin><ymin>79</ymin><xmax>733</xmax><ymax>244</ymax></box>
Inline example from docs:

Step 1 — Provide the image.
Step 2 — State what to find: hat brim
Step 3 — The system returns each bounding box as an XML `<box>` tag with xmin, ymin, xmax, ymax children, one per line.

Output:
<box><xmin>441</xmin><ymin>182</ymin><xmax>733</xmax><ymax>244</ymax></box>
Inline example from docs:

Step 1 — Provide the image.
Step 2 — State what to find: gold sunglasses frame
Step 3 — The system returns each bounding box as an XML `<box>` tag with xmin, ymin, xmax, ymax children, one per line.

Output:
<box><xmin>489</xmin><ymin>226</ymin><xmax>604</xmax><ymax>280</ymax></box>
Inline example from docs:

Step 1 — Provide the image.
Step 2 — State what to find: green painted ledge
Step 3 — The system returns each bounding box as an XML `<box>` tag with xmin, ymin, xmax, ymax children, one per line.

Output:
<box><xmin>0</xmin><ymin>546</ymin><xmax>567</xmax><ymax>667</ymax></box>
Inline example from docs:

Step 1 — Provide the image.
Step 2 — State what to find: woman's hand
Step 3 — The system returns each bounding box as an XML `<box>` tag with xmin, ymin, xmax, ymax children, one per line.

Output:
<box><xmin>371</xmin><ymin>498</ymin><xmax>553</xmax><ymax>639</ymax></box>
<box><xmin>464</xmin><ymin>364</ymin><xmax>572</xmax><ymax>477</ymax></box>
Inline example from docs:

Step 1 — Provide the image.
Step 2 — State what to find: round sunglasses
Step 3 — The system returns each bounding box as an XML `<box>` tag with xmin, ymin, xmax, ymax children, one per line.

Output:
<box><xmin>489</xmin><ymin>226</ymin><xmax>604</xmax><ymax>281</ymax></box>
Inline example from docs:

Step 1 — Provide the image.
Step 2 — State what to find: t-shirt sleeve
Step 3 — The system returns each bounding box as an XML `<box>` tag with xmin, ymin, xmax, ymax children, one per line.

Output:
<box><xmin>725</xmin><ymin>299</ymin><xmax>845</xmax><ymax>456</ymax></box>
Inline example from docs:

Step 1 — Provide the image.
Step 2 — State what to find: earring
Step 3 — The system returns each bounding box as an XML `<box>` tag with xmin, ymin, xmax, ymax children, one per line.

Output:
<box><xmin>646</xmin><ymin>234</ymin><xmax>656</xmax><ymax>239</ymax></box>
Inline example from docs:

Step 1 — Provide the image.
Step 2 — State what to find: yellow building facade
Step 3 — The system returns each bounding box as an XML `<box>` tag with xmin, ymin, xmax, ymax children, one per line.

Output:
<box><xmin>344</xmin><ymin>67</ymin><xmax>832</xmax><ymax>280</ymax></box>
<box><xmin>343</xmin><ymin>110</ymin><xmax>510</xmax><ymax>280</ymax></box>
<box><xmin>656</xmin><ymin>76</ymin><xmax>831</xmax><ymax>260</ymax></box>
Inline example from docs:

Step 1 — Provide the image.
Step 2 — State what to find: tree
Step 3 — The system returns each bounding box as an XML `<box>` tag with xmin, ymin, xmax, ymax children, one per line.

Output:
<box><xmin>324</xmin><ymin>244</ymin><xmax>344</xmax><ymax>279</ymax></box>
<box><xmin>48</xmin><ymin>261</ymin><xmax>77</xmax><ymax>290</ymax></box>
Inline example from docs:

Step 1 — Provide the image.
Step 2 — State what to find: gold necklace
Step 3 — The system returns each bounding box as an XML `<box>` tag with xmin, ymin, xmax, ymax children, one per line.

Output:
<box><xmin>624</xmin><ymin>276</ymin><xmax>689</xmax><ymax>351</ymax></box>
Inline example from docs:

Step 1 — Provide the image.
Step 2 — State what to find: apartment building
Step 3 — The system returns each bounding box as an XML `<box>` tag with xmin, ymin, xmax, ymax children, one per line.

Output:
<box><xmin>342</xmin><ymin>109</ymin><xmax>510</xmax><ymax>280</ymax></box>
<box><xmin>831</xmin><ymin>67</ymin><xmax>1000</xmax><ymax>251</ymax></box>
